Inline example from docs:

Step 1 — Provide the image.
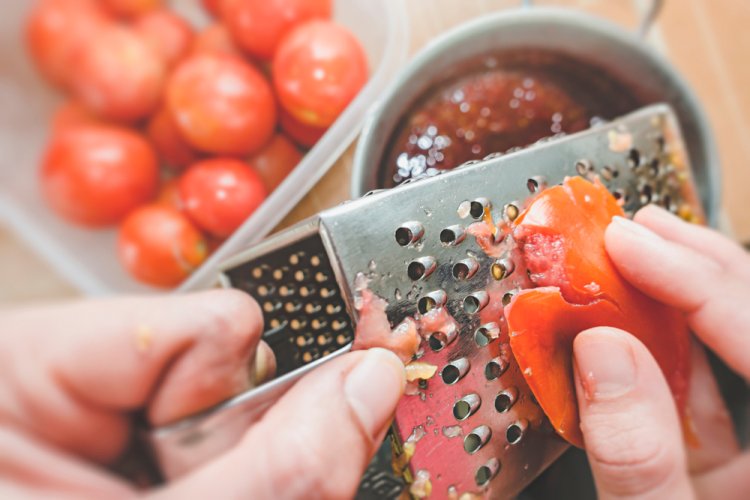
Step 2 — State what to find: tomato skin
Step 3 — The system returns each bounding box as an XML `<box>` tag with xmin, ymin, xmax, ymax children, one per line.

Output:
<box><xmin>133</xmin><ymin>9</ymin><xmax>194</xmax><ymax>68</ymax></box>
<box><xmin>41</xmin><ymin>125</ymin><xmax>159</xmax><ymax>227</ymax></box>
<box><xmin>248</xmin><ymin>133</ymin><xmax>302</xmax><ymax>191</ymax></box>
<box><xmin>201</xmin><ymin>0</ymin><xmax>226</xmax><ymax>17</ymax></box>
<box><xmin>278</xmin><ymin>108</ymin><xmax>326</xmax><ymax>148</ymax></box>
<box><xmin>222</xmin><ymin>0</ymin><xmax>331</xmax><ymax>60</ymax></box>
<box><xmin>25</xmin><ymin>0</ymin><xmax>107</xmax><ymax>87</ymax></box>
<box><xmin>146</xmin><ymin>107</ymin><xmax>200</xmax><ymax>170</ymax></box>
<box><xmin>191</xmin><ymin>24</ymin><xmax>243</xmax><ymax>58</ymax></box>
<box><xmin>51</xmin><ymin>101</ymin><xmax>99</xmax><ymax>133</ymax></box>
<box><xmin>156</xmin><ymin>178</ymin><xmax>183</xmax><ymax>210</ymax></box>
<box><xmin>273</xmin><ymin>20</ymin><xmax>368</xmax><ymax>127</ymax></box>
<box><xmin>101</xmin><ymin>0</ymin><xmax>162</xmax><ymax>18</ymax></box>
<box><xmin>167</xmin><ymin>54</ymin><xmax>276</xmax><ymax>155</ymax></box>
<box><xmin>118</xmin><ymin>204</ymin><xmax>207</xmax><ymax>287</ymax></box>
<box><xmin>68</xmin><ymin>26</ymin><xmax>165</xmax><ymax>122</ymax></box>
<box><xmin>505</xmin><ymin>177</ymin><xmax>691</xmax><ymax>447</ymax></box>
<box><xmin>178</xmin><ymin>158</ymin><xmax>267</xmax><ymax>238</ymax></box>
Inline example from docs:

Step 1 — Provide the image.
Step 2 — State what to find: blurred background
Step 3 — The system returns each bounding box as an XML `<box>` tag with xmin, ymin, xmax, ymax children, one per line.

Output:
<box><xmin>1</xmin><ymin>0</ymin><xmax>748</xmax><ymax>302</ymax></box>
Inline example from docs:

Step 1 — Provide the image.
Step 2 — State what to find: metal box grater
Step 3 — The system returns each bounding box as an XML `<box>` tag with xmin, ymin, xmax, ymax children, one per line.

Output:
<box><xmin>149</xmin><ymin>104</ymin><xmax>705</xmax><ymax>498</ymax></box>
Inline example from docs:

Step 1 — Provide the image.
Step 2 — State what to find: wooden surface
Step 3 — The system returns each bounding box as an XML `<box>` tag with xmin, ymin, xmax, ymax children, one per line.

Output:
<box><xmin>2</xmin><ymin>0</ymin><xmax>749</xmax><ymax>303</ymax></box>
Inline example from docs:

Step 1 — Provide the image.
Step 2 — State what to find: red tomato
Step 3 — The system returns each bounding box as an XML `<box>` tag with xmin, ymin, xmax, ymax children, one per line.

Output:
<box><xmin>166</xmin><ymin>54</ymin><xmax>276</xmax><ymax>155</ymax></box>
<box><xmin>201</xmin><ymin>0</ymin><xmax>226</xmax><ymax>17</ymax></box>
<box><xmin>146</xmin><ymin>107</ymin><xmax>199</xmax><ymax>170</ymax></box>
<box><xmin>191</xmin><ymin>24</ymin><xmax>243</xmax><ymax>58</ymax></box>
<box><xmin>278</xmin><ymin>108</ymin><xmax>326</xmax><ymax>148</ymax></box>
<box><xmin>25</xmin><ymin>0</ymin><xmax>107</xmax><ymax>87</ymax></box>
<box><xmin>505</xmin><ymin>177</ymin><xmax>690</xmax><ymax>447</ymax></box>
<box><xmin>273</xmin><ymin>20</ymin><xmax>368</xmax><ymax>127</ymax></box>
<box><xmin>248</xmin><ymin>133</ymin><xmax>302</xmax><ymax>191</ymax></box>
<box><xmin>178</xmin><ymin>158</ymin><xmax>267</xmax><ymax>238</ymax></box>
<box><xmin>156</xmin><ymin>178</ymin><xmax>183</xmax><ymax>210</ymax></box>
<box><xmin>222</xmin><ymin>0</ymin><xmax>331</xmax><ymax>60</ymax></box>
<box><xmin>41</xmin><ymin>125</ymin><xmax>159</xmax><ymax>227</ymax></box>
<box><xmin>51</xmin><ymin>101</ymin><xmax>99</xmax><ymax>133</ymax></box>
<box><xmin>133</xmin><ymin>9</ymin><xmax>193</xmax><ymax>68</ymax></box>
<box><xmin>118</xmin><ymin>204</ymin><xmax>207</xmax><ymax>287</ymax></box>
<box><xmin>68</xmin><ymin>26</ymin><xmax>165</xmax><ymax>122</ymax></box>
<box><xmin>101</xmin><ymin>0</ymin><xmax>161</xmax><ymax>18</ymax></box>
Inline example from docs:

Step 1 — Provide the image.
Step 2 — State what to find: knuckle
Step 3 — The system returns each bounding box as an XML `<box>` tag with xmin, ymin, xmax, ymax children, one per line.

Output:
<box><xmin>200</xmin><ymin>289</ymin><xmax>262</xmax><ymax>341</ymax></box>
<box><xmin>582</xmin><ymin>409</ymin><xmax>681</xmax><ymax>496</ymax></box>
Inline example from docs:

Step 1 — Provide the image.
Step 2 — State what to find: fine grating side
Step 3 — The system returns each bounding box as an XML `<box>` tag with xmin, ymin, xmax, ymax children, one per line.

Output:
<box><xmin>152</xmin><ymin>105</ymin><xmax>706</xmax><ymax>498</ymax></box>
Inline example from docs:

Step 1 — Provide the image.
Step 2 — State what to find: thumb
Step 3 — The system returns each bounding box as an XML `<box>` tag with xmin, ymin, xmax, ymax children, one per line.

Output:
<box><xmin>573</xmin><ymin>327</ymin><xmax>693</xmax><ymax>499</ymax></box>
<box><xmin>153</xmin><ymin>348</ymin><xmax>405</xmax><ymax>500</ymax></box>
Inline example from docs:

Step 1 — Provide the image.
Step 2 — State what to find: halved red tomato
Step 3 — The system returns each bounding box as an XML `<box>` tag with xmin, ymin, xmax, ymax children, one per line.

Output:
<box><xmin>505</xmin><ymin>177</ymin><xmax>690</xmax><ymax>447</ymax></box>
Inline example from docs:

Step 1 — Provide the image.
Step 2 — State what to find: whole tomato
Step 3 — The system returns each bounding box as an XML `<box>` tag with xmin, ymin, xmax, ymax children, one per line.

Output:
<box><xmin>68</xmin><ymin>26</ymin><xmax>165</xmax><ymax>122</ymax></box>
<box><xmin>191</xmin><ymin>24</ymin><xmax>243</xmax><ymax>58</ymax></box>
<box><xmin>118</xmin><ymin>204</ymin><xmax>207</xmax><ymax>287</ymax></box>
<box><xmin>41</xmin><ymin>125</ymin><xmax>159</xmax><ymax>227</ymax></box>
<box><xmin>222</xmin><ymin>0</ymin><xmax>331</xmax><ymax>60</ymax></box>
<box><xmin>248</xmin><ymin>133</ymin><xmax>302</xmax><ymax>191</ymax></box>
<box><xmin>101</xmin><ymin>0</ymin><xmax>162</xmax><ymax>18</ymax></box>
<box><xmin>178</xmin><ymin>158</ymin><xmax>266</xmax><ymax>238</ymax></box>
<box><xmin>146</xmin><ymin>107</ymin><xmax>199</xmax><ymax>170</ymax></box>
<box><xmin>133</xmin><ymin>9</ymin><xmax>194</xmax><ymax>68</ymax></box>
<box><xmin>279</xmin><ymin>108</ymin><xmax>326</xmax><ymax>148</ymax></box>
<box><xmin>273</xmin><ymin>20</ymin><xmax>367</xmax><ymax>127</ymax></box>
<box><xmin>25</xmin><ymin>0</ymin><xmax>107</xmax><ymax>87</ymax></box>
<box><xmin>156</xmin><ymin>178</ymin><xmax>183</xmax><ymax>210</ymax></box>
<box><xmin>167</xmin><ymin>54</ymin><xmax>276</xmax><ymax>155</ymax></box>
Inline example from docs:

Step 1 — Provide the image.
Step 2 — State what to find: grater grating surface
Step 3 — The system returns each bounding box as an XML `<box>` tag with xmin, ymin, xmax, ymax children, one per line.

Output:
<box><xmin>150</xmin><ymin>104</ymin><xmax>705</xmax><ymax>498</ymax></box>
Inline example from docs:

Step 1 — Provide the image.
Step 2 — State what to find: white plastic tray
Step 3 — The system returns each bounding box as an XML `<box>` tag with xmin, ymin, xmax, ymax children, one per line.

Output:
<box><xmin>0</xmin><ymin>0</ymin><xmax>408</xmax><ymax>294</ymax></box>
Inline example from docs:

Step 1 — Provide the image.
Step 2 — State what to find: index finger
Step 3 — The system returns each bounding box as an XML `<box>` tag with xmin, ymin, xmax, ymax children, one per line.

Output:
<box><xmin>605</xmin><ymin>216</ymin><xmax>750</xmax><ymax>380</ymax></box>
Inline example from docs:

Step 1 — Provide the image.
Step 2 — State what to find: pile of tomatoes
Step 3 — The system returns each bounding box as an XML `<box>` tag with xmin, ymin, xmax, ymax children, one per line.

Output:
<box><xmin>26</xmin><ymin>0</ymin><xmax>368</xmax><ymax>287</ymax></box>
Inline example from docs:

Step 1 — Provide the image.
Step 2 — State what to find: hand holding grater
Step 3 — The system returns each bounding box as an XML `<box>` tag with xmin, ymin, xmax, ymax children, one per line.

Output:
<box><xmin>149</xmin><ymin>104</ymin><xmax>705</xmax><ymax>498</ymax></box>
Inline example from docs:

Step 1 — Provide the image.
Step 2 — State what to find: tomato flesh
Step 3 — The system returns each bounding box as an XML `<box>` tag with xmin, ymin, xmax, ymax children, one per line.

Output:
<box><xmin>505</xmin><ymin>177</ymin><xmax>691</xmax><ymax>447</ymax></box>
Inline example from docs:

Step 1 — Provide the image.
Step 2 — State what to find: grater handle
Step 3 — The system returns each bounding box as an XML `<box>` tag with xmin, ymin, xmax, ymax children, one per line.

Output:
<box><xmin>148</xmin><ymin>343</ymin><xmax>352</xmax><ymax>479</ymax></box>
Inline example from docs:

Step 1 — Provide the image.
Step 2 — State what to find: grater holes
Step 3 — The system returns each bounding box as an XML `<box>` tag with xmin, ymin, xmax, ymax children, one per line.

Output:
<box><xmin>311</xmin><ymin>317</ymin><xmax>327</xmax><ymax>330</ymax></box>
<box><xmin>299</xmin><ymin>285</ymin><xmax>314</xmax><ymax>297</ymax></box>
<box><xmin>485</xmin><ymin>358</ymin><xmax>507</xmax><ymax>380</ymax></box>
<box><xmin>453</xmin><ymin>394</ymin><xmax>481</xmax><ymax>420</ymax></box>
<box><xmin>440</xmin><ymin>225</ymin><xmax>466</xmax><ymax>246</ymax></box>
<box><xmin>640</xmin><ymin>184</ymin><xmax>653</xmax><ymax>204</ymax></box>
<box><xmin>279</xmin><ymin>284</ymin><xmax>295</xmax><ymax>297</ymax></box>
<box><xmin>288</xmin><ymin>253</ymin><xmax>300</xmax><ymax>265</ymax></box>
<box><xmin>310</xmin><ymin>255</ymin><xmax>321</xmax><ymax>267</ymax></box>
<box><xmin>304</xmin><ymin>302</ymin><xmax>321</xmax><ymax>314</ymax></box>
<box><xmin>441</xmin><ymin>358</ymin><xmax>469</xmax><ymax>384</ymax></box>
<box><xmin>316</xmin><ymin>333</ymin><xmax>332</xmax><ymax>346</ymax></box>
<box><xmin>336</xmin><ymin>333</ymin><xmax>349</xmax><ymax>345</ymax></box>
<box><xmin>395</xmin><ymin>221</ymin><xmax>424</xmax><ymax>246</ymax></box>
<box><xmin>575</xmin><ymin>159</ymin><xmax>593</xmax><ymax>176</ymax></box>
<box><xmin>332</xmin><ymin>319</ymin><xmax>348</xmax><ymax>331</ymax></box>
<box><xmin>494</xmin><ymin>387</ymin><xmax>518</xmax><ymax>413</ymax></box>
<box><xmin>527</xmin><ymin>176</ymin><xmax>546</xmax><ymax>193</ymax></box>
<box><xmin>417</xmin><ymin>290</ymin><xmax>446</xmax><ymax>314</ymax></box>
<box><xmin>627</xmin><ymin>148</ymin><xmax>641</xmax><ymax>168</ymax></box>
<box><xmin>295</xmin><ymin>334</ymin><xmax>313</xmax><ymax>347</ymax></box>
<box><xmin>506</xmin><ymin>420</ymin><xmax>528</xmax><ymax>445</ymax></box>
<box><xmin>501</xmin><ymin>291</ymin><xmax>516</xmax><ymax>306</ymax></box>
<box><xmin>284</xmin><ymin>301</ymin><xmax>301</xmax><ymax>313</ymax></box>
<box><xmin>325</xmin><ymin>303</ymin><xmax>342</xmax><ymax>314</ymax></box>
<box><xmin>491</xmin><ymin>259</ymin><xmax>514</xmax><ymax>280</ymax></box>
<box><xmin>263</xmin><ymin>301</ymin><xmax>280</xmax><ymax>313</ymax></box>
<box><xmin>289</xmin><ymin>318</ymin><xmax>306</xmax><ymax>331</ymax></box>
<box><xmin>452</xmin><ymin>258</ymin><xmax>478</xmax><ymax>280</ymax></box>
<box><xmin>428</xmin><ymin>332</ymin><xmax>447</xmax><ymax>351</ymax></box>
<box><xmin>475</xmin><ymin>458</ymin><xmax>500</xmax><ymax>487</ymax></box>
<box><xmin>293</xmin><ymin>269</ymin><xmax>308</xmax><ymax>282</ymax></box>
<box><xmin>408</xmin><ymin>257</ymin><xmax>436</xmax><ymax>281</ymax></box>
<box><xmin>464</xmin><ymin>425</ymin><xmax>491</xmax><ymax>454</ymax></box>
<box><xmin>649</xmin><ymin>157</ymin><xmax>660</xmax><ymax>176</ymax></box>
<box><xmin>600</xmin><ymin>165</ymin><xmax>617</xmax><ymax>181</ymax></box>
<box><xmin>469</xmin><ymin>198</ymin><xmax>490</xmax><ymax>219</ymax></box>
<box><xmin>463</xmin><ymin>291</ymin><xmax>488</xmax><ymax>314</ymax></box>
<box><xmin>320</xmin><ymin>287</ymin><xmax>336</xmax><ymax>298</ymax></box>
<box><xmin>503</xmin><ymin>203</ymin><xmax>520</xmax><ymax>222</ymax></box>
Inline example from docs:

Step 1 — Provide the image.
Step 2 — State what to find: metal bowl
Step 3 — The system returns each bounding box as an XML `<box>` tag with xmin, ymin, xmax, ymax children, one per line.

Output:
<box><xmin>351</xmin><ymin>7</ymin><xmax>721</xmax><ymax>226</ymax></box>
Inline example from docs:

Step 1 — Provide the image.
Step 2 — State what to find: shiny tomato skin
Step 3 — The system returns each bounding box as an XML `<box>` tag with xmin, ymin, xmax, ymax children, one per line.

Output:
<box><xmin>505</xmin><ymin>177</ymin><xmax>691</xmax><ymax>448</ymax></box>
<box><xmin>118</xmin><ymin>204</ymin><xmax>207</xmax><ymax>287</ymax></box>
<box><xmin>222</xmin><ymin>0</ymin><xmax>331</xmax><ymax>60</ymax></box>
<box><xmin>178</xmin><ymin>158</ymin><xmax>267</xmax><ymax>238</ymax></box>
<box><xmin>25</xmin><ymin>0</ymin><xmax>107</xmax><ymax>87</ymax></box>
<box><xmin>41</xmin><ymin>125</ymin><xmax>159</xmax><ymax>227</ymax></box>
<box><xmin>273</xmin><ymin>20</ymin><xmax>367</xmax><ymax>127</ymax></box>
<box><xmin>146</xmin><ymin>107</ymin><xmax>200</xmax><ymax>170</ymax></box>
<box><xmin>278</xmin><ymin>108</ymin><xmax>326</xmax><ymax>148</ymax></box>
<box><xmin>101</xmin><ymin>0</ymin><xmax>162</xmax><ymax>18</ymax></box>
<box><xmin>167</xmin><ymin>54</ymin><xmax>276</xmax><ymax>155</ymax></box>
<box><xmin>68</xmin><ymin>26</ymin><xmax>165</xmax><ymax>122</ymax></box>
<box><xmin>133</xmin><ymin>9</ymin><xmax>194</xmax><ymax>68</ymax></box>
<box><xmin>191</xmin><ymin>24</ymin><xmax>243</xmax><ymax>58</ymax></box>
<box><xmin>248</xmin><ymin>133</ymin><xmax>302</xmax><ymax>191</ymax></box>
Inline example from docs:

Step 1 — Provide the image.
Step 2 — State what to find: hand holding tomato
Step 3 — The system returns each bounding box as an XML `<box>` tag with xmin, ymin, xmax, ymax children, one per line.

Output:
<box><xmin>562</xmin><ymin>206</ymin><xmax>750</xmax><ymax>499</ymax></box>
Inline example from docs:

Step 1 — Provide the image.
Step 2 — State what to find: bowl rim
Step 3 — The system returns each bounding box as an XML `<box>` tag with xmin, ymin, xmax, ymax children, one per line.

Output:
<box><xmin>352</xmin><ymin>6</ymin><xmax>721</xmax><ymax>226</ymax></box>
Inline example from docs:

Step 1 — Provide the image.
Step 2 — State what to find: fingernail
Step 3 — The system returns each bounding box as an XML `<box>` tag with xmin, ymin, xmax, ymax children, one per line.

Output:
<box><xmin>574</xmin><ymin>330</ymin><xmax>636</xmax><ymax>401</ymax></box>
<box><xmin>344</xmin><ymin>348</ymin><xmax>406</xmax><ymax>438</ymax></box>
<box><xmin>611</xmin><ymin>215</ymin><xmax>662</xmax><ymax>241</ymax></box>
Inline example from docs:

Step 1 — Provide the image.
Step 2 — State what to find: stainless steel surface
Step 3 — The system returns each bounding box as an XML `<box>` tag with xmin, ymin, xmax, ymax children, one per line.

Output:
<box><xmin>150</xmin><ymin>104</ymin><xmax>705</xmax><ymax>498</ymax></box>
<box><xmin>351</xmin><ymin>7</ymin><xmax>720</xmax><ymax>227</ymax></box>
